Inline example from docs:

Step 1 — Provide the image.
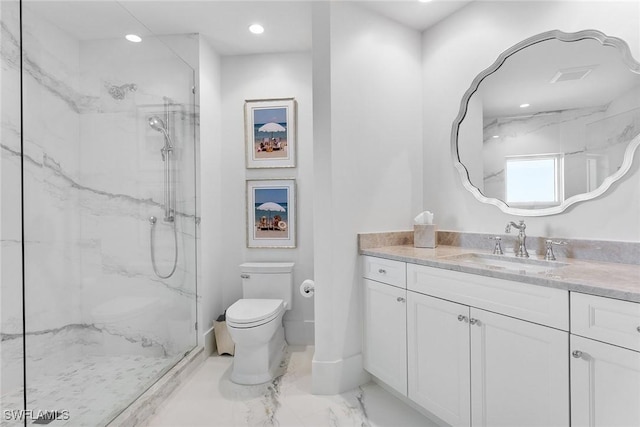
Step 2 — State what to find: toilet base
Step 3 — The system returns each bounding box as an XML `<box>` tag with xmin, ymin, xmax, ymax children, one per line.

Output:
<box><xmin>230</xmin><ymin>326</ymin><xmax>286</xmax><ymax>385</ymax></box>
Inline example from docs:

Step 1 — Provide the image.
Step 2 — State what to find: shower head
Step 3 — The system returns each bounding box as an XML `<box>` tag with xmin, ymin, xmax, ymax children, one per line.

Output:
<box><xmin>148</xmin><ymin>115</ymin><xmax>174</xmax><ymax>159</ymax></box>
<box><xmin>148</xmin><ymin>116</ymin><xmax>166</xmax><ymax>133</ymax></box>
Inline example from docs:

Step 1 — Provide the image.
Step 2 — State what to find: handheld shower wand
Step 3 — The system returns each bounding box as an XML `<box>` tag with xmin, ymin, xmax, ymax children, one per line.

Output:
<box><xmin>148</xmin><ymin>112</ymin><xmax>178</xmax><ymax>279</ymax></box>
<box><xmin>148</xmin><ymin>116</ymin><xmax>175</xmax><ymax>221</ymax></box>
<box><xmin>148</xmin><ymin>116</ymin><xmax>174</xmax><ymax>162</ymax></box>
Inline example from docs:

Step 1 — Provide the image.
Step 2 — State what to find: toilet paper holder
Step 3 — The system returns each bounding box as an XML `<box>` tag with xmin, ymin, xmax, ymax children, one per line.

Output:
<box><xmin>300</xmin><ymin>279</ymin><xmax>315</xmax><ymax>297</ymax></box>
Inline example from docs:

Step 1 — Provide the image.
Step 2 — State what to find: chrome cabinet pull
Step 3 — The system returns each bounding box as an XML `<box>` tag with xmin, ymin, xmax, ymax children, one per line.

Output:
<box><xmin>469</xmin><ymin>318</ymin><xmax>479</xmax><ymax>326</ymax></box>
<box><xmin>240</xmin><ymin>274</ymin><xmax>250</xmax><ymax>279</ymax></box>
<box><xmin>572</xmin><ymin>350</ymin><xmax>583</xmax><ymax>359</ymax></box>
<box><xmin>397</xmin><ymin>297</ymin><xmax>405</xmax><ymax>303</ymax></box>
<box><xmin>457</xmin><ymin>314</ymin><xmax>468</xmax><ymax>323</ymax></box>
<box><xmin>378</xmin><ymin>268</ymin><xmax>387</xmax><ymax>274</ymax></box>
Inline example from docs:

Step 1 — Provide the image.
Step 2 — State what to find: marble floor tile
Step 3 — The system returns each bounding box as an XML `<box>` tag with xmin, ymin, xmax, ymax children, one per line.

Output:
<box><xmin>146</xmin><ymin>346</ymin><xmax>438</xmax><ymax>427</ymax></box>
<box><xmin>1</xmin><ymin>352</ymin><xmax>178</xmax><ymax>427</ymax></box>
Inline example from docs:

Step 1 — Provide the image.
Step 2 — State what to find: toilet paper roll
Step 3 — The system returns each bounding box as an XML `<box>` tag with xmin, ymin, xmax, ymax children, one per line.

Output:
<box><xmin>300</xmin><ymin>279</ymin><xmax>315</xmax><ymax>298</ymax></box>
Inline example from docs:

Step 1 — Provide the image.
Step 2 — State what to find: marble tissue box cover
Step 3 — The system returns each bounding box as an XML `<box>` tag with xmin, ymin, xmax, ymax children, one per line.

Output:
<box><xmin>414</xmin><ymin>224</ymin><xmax>437</xmax><ymax>248</ymax></box>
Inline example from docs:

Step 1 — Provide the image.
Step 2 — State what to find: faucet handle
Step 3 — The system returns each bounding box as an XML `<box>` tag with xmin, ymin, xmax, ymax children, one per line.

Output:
<box><xmin>545</xmin><ymin>240</ymin><xmax>568</xmax><ymax>261</ymax></box>
<box><xmin>488</xmin><ymin>236</ymin><xmax>504</xmax><ymax>255</ymax></box>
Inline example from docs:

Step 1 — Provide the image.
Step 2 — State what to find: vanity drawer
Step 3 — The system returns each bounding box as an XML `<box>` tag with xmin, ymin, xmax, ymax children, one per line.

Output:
<box><xmin>362</xmin><ymin>256</ymin><xmax>406</xmax><ymax>288</ymax></box>
<box><xmin>407</xmin><ymin>263</ymin><xmax>569</xmax><ymax>330</ymax></box>
<box><xmin>571</xmin><ymin>292</ymin><xmax>640</xmax><ymax>352</ymax></box>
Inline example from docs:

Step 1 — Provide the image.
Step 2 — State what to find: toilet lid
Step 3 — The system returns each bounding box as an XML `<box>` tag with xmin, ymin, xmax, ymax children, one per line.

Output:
<box><xmin>226</xmin><ymin>299</ymin><xmax>284</xmax><ymax>325</ymax></box>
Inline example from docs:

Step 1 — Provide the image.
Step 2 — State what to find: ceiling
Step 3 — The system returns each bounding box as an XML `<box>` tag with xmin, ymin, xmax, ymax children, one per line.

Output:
<box><xmin>479</xmin><ymin>37</ymin><xmax>640</xmax><ymax>117</ymax></box>
<box><xmin>357</xmin><ymin>0</ymin><xmax>472</xmax><ymax>31</ymax></box>
<box><xmin>28</xmin><ymin>0</ymin><xmax>473</xmax><ymax>56</ymax></box>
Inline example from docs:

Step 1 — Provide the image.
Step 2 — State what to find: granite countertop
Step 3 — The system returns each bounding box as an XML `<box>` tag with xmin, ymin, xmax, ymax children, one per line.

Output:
<box><xmin>361</xmin><ymin>245</ymin><xmax>640</xmax><ymax>303</ymax></box>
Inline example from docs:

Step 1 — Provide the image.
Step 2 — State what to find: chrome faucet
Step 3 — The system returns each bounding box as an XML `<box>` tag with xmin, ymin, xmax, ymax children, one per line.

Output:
<box><xmin>505</xmin><ymin>219</ymin><xmax>529</xmax><ymax>258</ymax></box>
<box><xmin>488</xmin><ymin>236</ymin><xmax>504</xmax><ymax>255</ymax></box>
<box><xmin>544</xmin><ymin>240</ymin><xmax>568</xmax><ymax>261</ymax></box>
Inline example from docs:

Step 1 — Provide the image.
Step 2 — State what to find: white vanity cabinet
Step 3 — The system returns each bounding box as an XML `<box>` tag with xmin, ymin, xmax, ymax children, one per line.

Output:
<box><xmin>570</xmin><ymin>293</ymin><xmax>640</xmax><ymax>427</ymax></box>
<box><xmin>469</xmin><ymin>308</ymin><xmax>569</xmax><ymax>427</ymax></box>
<box><xmin>362</xmin><ymin>256</ymin><xmax>407</xmax><ymax>396</ymax></box>
<box><xmin>406</xmin><ymin>267</ymin><xmax>569</xmax><ymax>427</ymax></box>
<box><xmin>407</xmin><ymin>291</ymin><xmax>470</xmax><ymax>426</ymax></box>
<box><xmin>362</xmin><ymin>254</ymin><xmax>640</xmax><ymax>427</ymax></box>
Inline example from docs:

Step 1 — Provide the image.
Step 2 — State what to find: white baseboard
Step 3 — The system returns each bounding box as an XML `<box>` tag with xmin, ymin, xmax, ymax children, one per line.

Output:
<box><xmin>311</xmin><ymin>352</ymin><xmax>370</xmax><ymax>395</ymax></box>
<box><xmin>203</xmin><ymin>326</ymin><xmax>215</xmax><ymax>356</ymax></box>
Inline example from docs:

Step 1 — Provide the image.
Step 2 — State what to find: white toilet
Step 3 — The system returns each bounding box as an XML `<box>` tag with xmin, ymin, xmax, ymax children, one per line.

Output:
<box><xmin>226</xmin><ymin>262</ymin><xmax>294</xmax><ymax>385</ymax></box>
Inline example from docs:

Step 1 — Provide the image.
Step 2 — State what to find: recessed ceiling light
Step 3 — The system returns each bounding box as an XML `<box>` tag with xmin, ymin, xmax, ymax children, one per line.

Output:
<box><xmin>492</xmin><ymin>135</ymin><xmax>500</xmax><ymax>139</ymax></box>
<box><xmin>125</xmin><ymin>34</ymin><xmax>142</xmax><ymax>43</ymax></box>
<box><xmin>249</xmin><ymin>24</ymin><xmax>265</xmax><ymax>35</ymax></box>
<box><xmin>519</xmin><ymin>103</ymin><xmax>530</xmax><ymax>108</ymax></box>
<box><xmin>418</xmin><ymin>0</ymin><xmax>433</xmax><ymax>3</ymax></box>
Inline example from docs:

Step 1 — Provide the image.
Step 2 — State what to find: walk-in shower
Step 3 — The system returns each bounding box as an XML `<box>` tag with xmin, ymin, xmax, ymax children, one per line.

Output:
<box><xmin>0</xmin><ymin>1</ymin><xmax>198</xmax><ymax>425</ymax></box>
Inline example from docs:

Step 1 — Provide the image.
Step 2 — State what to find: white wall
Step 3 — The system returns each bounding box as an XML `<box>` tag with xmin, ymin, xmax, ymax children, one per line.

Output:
<box><xmin>422</xmin><ymin>0</ymin><xmax>640</xmax><ymax>241</ymax></box>
<box><xmin>197</xmin><ymin>36</ymin><xmax>224</xmax><ymax>350</ymax></box>
<box><xmin>219</xmin><ymin>52</ymin><xmax>315</xmax><ymax>345</ymax></box>
<box><xmin>312</xmin><ymin>2</ymin><xmax>423</xmax><ymax>394</ymax></box>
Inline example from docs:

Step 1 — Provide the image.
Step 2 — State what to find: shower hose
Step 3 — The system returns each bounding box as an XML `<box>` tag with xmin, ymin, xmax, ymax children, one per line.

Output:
<box><xmin>149</xmin><ymin>216</ymin><xmax>178</xmax><ymax>279</ymax></box>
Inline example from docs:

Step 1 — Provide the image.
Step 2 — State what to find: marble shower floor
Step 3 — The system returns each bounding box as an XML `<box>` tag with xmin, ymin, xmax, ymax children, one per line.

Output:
<box><xmin>147</xmin><ymin>346</ymin><xmax>439</xmax><ymax>427</ymax></box>
<box><xmin>1</xmin><ymin>354</ymin><xmax>173</xmax><ymax>427</ymax></box>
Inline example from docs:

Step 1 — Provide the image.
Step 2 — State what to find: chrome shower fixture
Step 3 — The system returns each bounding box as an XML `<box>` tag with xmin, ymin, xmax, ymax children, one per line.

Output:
<box><xmin>148</xmin><ymin>115</ymin><xmax>167</xmax><ymax>135</ymax></box>
<box><xmin>148</xmin><ymin>114</ymin><xmax>175</xmax><ymax>222</ymax></box>
<box><xmin>148</xmin><ymin>99</ymin><xmax>178</xmax><ymax>279</ymax></box>
<box><xmin>107</xmin><ymin>83</ymin><xmax>137</xmax><ymax>100</ymax></box>
<box><xmin>148</xmin><ymin>116</ymin><xmax>174</xmax><ymax>161</ymax></box>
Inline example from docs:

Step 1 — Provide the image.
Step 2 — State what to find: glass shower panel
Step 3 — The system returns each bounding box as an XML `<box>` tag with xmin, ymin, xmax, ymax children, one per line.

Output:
<box><xmin>1</xmin><ymin>1</ymin><xmax>25</xmax><ymax>426</ymax></box>
<box><xmin>19</xmin><ymin>1</ymin><xmax>197</xmax><ymax>425</ymax></box>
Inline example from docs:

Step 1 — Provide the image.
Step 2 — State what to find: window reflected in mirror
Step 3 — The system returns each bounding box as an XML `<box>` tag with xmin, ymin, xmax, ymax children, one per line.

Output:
<box><xmin>505</xmin><ymin>154</ymin><xmax>563</xmax><ymax>207</ymax></box>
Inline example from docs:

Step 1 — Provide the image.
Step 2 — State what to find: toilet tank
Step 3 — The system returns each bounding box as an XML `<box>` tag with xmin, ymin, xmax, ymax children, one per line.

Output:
<box><xmin>239</xmin><ymin>262</ymin><xmax>295</xmax><ymax>310</ymax></box>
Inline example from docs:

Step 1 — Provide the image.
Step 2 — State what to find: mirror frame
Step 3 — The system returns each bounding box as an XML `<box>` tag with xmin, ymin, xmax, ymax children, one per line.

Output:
<box><xmin>451</xmin><ymin>29</ymin><xmax>640</xmax><ymax>216</ymax></box>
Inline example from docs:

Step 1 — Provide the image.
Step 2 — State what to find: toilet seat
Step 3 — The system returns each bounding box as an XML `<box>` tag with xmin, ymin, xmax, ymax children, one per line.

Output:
<box><xmin>226</xmin><ymin>299</ymin><xmax>285</xmax><ymax>328</ymax></box>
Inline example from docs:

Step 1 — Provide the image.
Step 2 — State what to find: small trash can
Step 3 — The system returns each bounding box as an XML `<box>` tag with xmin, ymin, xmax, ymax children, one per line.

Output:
<box><xmin>214</xmin><ymin>315</ymin><xmax>235</xmax><ymax>356</ymax></box>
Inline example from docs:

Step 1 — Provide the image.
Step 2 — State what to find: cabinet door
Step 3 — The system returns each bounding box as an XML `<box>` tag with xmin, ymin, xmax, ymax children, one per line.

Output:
<box><xmin>470</xmin><ymin>308</ymin><xmax>569</xmax><ymax>427</ymax></box>
<box><xmin>407</xmin><ymin>292</ymin><xmax>471</xmax><ymax>427</ymax></box>
<box><xmin>363</xmin><ymin>279</ymin><xmax>407</xmax><ymax>395</ymax></box>
<box><xmin>571</xmin><ymin>335</ymin><xmax>640</xmax><ymax>427</ymax></box>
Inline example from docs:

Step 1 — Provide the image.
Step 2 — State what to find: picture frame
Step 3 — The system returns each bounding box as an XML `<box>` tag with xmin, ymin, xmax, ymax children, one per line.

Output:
<box><xmin>244</xmin><ymin>98</ymin><xmax>296</xmax><ymax>168</ymax></box>
<box><xmin>246</xmin><ymin>179</ymin><xmax>296</xmax><ymax>248</ymax></box>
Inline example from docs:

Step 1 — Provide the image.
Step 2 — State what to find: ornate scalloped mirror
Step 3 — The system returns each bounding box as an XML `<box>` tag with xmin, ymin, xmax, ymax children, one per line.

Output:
<box><xmin>452</xmin><ymin>30</ymin><xmax>640</xmax><ymax>216</ymax></box>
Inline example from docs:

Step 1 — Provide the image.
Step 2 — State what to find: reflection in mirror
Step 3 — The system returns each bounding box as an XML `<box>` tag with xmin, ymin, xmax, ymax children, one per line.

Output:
<box><xmin>453</xmin><ymin>30</ymin><xmax>640</xmax><ymax>216</ymax></box>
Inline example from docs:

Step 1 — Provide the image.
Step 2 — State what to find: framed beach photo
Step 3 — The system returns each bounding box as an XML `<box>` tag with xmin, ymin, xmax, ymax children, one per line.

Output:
<box><xmin>246</xmin><ymin>179</ymin><xmax>296</xmax><ymax>248</ymax></box>
<box><xmin>244</xmin><ymin>98</ymin><xmax>296</xmax><ymax>168</ymax></box>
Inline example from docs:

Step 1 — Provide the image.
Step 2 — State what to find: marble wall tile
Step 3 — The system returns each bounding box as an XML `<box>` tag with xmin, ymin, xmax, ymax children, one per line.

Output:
<box><xmin>358</xmin><ymin>231</ymin><xmax>413</xmax><ymax>250</ymax></box>
<box><xmin>359</xmin><ymin>229</ymin><xmax>640</xmax><ymax>265</ymax></box>
<box><xmin>1</xmin><ymin>0</ymin><xmax>24</xmax><ymax>406</ymax></box>
<box><xmin>438</xmin><ymin>230</ymin><xmax>640</xmax><ymax>265</ymax></box>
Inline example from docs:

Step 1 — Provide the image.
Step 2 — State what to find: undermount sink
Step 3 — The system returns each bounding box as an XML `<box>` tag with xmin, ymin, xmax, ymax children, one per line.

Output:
<box><xmin>443</xmin><ymin>252</ymin><xmax>569</xmax><ymax>275</ymax></box>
